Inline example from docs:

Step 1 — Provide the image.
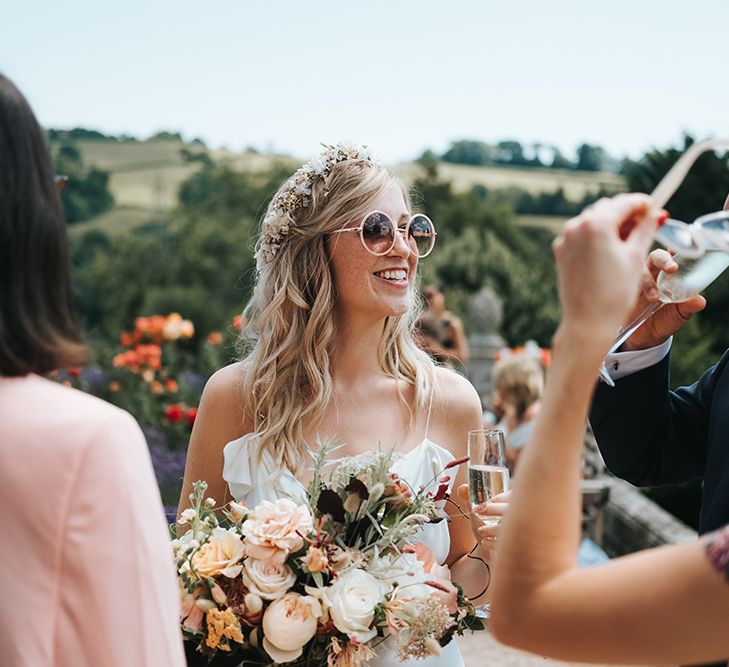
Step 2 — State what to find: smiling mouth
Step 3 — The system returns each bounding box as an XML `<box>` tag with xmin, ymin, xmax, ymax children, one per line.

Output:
<box><xmin>374</xmin><ymin>269</ymin><xmax>408</xmax><ymax>283</ymax></box>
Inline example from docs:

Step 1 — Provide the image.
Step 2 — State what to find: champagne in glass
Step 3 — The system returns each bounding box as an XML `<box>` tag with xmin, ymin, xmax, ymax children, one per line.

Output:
<box><xmin>468</xmin><ymin>429</ymin><xmax>509</xmax><ymax>619</ymax></box>
<box><xmin>656</xmin><ymin>249</ymin><xmax>729</xmax><ymax>302</ymax></box>
<box><xmin>468</xmin><ymin>429</ymin><xmax>510</xmax><ymax>527</ymax></box>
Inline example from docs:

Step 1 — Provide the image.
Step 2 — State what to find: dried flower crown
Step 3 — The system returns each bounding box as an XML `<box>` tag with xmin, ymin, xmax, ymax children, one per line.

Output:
<box><xmin>255</xmin><ymin>142</ymin><xmax>380</xmax><ymax>269</ymax></box>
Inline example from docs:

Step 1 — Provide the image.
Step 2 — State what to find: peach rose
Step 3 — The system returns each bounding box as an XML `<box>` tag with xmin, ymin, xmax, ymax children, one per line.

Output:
<box><xmin>262</xmin><ymin>593</ymin><xmax>322</xmax><ymax>663</ymax></box>
<box><xmin>191</xmin><ymin>527</ymin><xmax>245</xmax><ymax>578</ymax></box>
<box><xmin>243</xmin><ymin>498</ymin><xmax>313</xmax><ymax>563</ymax></box>
<box><xmin>242</xmin><ymin>558</ymin><xmax>296</xmax><ymax>600</ymax></box>
<box><xmin>305</xmin><ymin>546</ymin><xmax>329</xmax><ymax>573</ymax></box>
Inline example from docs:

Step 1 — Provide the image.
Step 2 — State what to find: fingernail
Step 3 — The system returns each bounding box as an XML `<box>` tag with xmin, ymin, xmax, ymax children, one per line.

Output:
<box><xmin>657</xmin><ymin>211</ymin><xmax>669</xmax><ymax>227</ymax></box>
<box><xmin>474</xmin><ymin>503</ymin><xmax>488</xmax><ymax>514</ymax></box>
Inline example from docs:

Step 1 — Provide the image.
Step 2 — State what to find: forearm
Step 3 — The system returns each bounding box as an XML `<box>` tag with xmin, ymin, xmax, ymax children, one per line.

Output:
<box><xmin>493</xmin><ymin>326</ymin><xmax>601</xmax><ymax>597</ymax></box>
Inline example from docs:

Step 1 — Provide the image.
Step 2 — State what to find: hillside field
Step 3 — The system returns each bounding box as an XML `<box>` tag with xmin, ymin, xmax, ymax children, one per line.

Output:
<box><xmin>60</xmin><ymin>139</ymin><xmax>623</xmax><ymax>237</ymax></box>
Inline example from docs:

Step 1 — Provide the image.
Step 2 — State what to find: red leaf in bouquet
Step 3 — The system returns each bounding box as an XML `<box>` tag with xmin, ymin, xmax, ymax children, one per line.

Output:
<box><xmin>444</xmin><ymin>456</ymin><xmax>469</xmax><ymax>470</ymax></box>
<box><xmin>432</xmin><ymin>483</ymin><xmax>450</xmax><ymax>502</ymax></box>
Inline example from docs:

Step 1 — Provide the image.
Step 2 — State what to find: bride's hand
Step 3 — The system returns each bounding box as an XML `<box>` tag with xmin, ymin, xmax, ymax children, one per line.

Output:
<box><xmin>475</xmin><ymin>491</ymin><xmax>510</xmax><ymax>560</ymax></box>
<box><xmin>456</xmin><ymin>485</ymin><xmax>511</xmax><ymax>560</ymax></box>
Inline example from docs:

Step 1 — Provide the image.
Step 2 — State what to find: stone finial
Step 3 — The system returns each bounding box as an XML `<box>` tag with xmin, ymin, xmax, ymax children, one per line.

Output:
<box><xmin>468</xmin><ymin>286</ymin><xmax>503</xmax><ymax>334</ymax></box>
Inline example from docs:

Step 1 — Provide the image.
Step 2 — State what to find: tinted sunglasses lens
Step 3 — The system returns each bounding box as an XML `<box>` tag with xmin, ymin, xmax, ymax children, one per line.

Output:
<box><xmin>362</xmin><ymin>212</ymin><xmax>395</xmax><ymax>254</ymax></box>
<box><xmin>409</xmin><ymin>215</ymin><xmax>435</xmax><ymax>256</ymax></box>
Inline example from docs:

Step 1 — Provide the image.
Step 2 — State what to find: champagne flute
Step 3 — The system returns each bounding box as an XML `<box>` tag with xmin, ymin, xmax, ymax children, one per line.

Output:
<box><xmin>468</xmin><ymin>429</ymin><xmax>510</xmax><ymax>525</ymax></box>
<box><xmin>598</xmin><ymin>138</ymin><xmax>729</xmax><ymax>387</ymax></box>
<box><xmin>468</xmin><ymin>429</ymin><xmax>509</xmax><ymax>619</ymax></box>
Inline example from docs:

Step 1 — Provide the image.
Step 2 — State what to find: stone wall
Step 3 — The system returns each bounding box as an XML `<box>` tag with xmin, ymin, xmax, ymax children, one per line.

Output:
<box><xmin>598</xmin><ymin>475</ymin><xmax>696</xmax><ymax>557</ymax></box>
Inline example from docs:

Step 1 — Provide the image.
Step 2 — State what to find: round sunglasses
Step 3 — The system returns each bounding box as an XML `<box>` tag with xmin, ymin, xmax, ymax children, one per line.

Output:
<box><xmin>331</xmin><ymin>211</ymin><xmax>437</xmax><ymax>258</ymax></box>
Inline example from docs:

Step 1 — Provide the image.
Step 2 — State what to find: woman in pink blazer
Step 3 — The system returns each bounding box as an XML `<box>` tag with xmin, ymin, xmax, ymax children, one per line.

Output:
<box><xmin>0</xmin><ymin>73</ymin><xmax>185</xmax><ymax>667</ymax></box>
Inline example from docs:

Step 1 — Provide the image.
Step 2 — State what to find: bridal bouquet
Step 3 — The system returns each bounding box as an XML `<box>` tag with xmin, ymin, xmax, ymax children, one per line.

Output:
<box><xmin>173</xmin><ymin>443</ymin><xmax>484</xmax><ymax>666</ymax></box>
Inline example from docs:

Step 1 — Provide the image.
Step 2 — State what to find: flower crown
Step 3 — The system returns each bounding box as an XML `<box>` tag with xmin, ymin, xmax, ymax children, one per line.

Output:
<box><xmin>255</xmin><ymin>142</ymin><xmax>380</xmax><ymax>269</ymax></box>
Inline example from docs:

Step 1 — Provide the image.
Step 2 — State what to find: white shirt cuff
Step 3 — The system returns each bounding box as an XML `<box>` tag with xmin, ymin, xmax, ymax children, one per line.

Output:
<box><xmin>604</xmin><ymin>337</ymin><xmax>672</xmax><ymax>381</ymax></box>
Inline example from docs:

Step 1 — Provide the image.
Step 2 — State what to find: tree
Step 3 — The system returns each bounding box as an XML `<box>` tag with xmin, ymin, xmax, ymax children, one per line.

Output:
<box><xmin>53</xmin><ymin>143</ymin><xmax>114</xmax><ymax>223</ymax></box>
<box><xmin>412</xmin><ymin>161</ymin><xmax>559</xmax><ymax>346</ymax></box>
<box><xmin>550</xmin><ymin>146</ymin><xmax>574</xmax><ymax>170</ymax></box>
<box><xmin>576</xmin><ymin>143</ymin><xmax>607</xmax><ymax>172</ymax></box>
<box><xmin>441</xmin><ymin>140</ymin><xmax>494</xmax><ymax>166</ymax></box>
<box><xmin>495</xmin><ymin>140</ymin><xmax>527</xmax><ymax>166</ymax></box>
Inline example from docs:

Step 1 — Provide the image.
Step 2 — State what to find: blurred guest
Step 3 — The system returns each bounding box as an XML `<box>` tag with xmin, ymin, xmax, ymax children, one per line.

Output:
<box><xmin>0</xmin><ymin>72</ymin><xmax>184</xmax><ymax>667</ymax></box>
<box><xmin>491</xmin><ymin>355</ymin><xmax>543</xmax><ymax>469</ymax></box>
<box><xmin>417</xmin><ymin>282</ymin><xmax>470</xmax><ymax>366</ymax></box>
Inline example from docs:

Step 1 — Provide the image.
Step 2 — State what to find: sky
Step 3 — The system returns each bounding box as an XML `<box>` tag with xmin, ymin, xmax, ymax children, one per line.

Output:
<box><xmin>2</xmin><ymin>0</ymin><xmax>727</xmax><ymax>164</ymax></box>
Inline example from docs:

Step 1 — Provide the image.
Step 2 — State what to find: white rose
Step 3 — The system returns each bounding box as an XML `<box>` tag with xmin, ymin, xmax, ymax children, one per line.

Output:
<box><xmin>242</xmin><ymin>558</ymin><xmax>296</xmax><ymax>601</ymax></box>
<box><xmin>262</xmin><ymin>593</ymin><xmax>322</xmax><ymax>663</ymax></box>
<box><xmin>321</xmin><ymin>569</ymin><xmax>388</xmax><ymax>643</ymax></box>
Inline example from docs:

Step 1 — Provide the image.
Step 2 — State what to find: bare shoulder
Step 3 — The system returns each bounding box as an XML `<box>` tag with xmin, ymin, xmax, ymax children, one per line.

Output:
<box><xmin>427</xmin><ymin>367</ymin><xmax>483</xmax><ymax>463</ymax></box>
<box><xmin>179</xmin><ymin>361</ymin><xmax>252</xmax><ymax>512</ymax></box>
<box><xmin>201</xmin><ymin>361</ymin><xmax>249</xmax><ymax>416</ymax></box>
<box><xmin>432</xmin><ymin>366</ymin><xmax>482</xmax><ymax>418</ymax></box>
<box><xmin>193</xmin><ymin>361</ymin><xmax>253</xmax><ymax>458</ymax></box>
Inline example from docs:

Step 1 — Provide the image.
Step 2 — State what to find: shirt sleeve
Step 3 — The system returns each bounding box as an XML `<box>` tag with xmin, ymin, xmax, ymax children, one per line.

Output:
<box><xmin>55</xmin><ymin>409</ymin><xmax>185</xmax><ymax>667</ymax></box>
<box><xmin>706</xmin><ymin>525</ymin><xmax>729</xmax><ymax>583</ymax></box>
<box><xmin>603</xmin><ymin>337</ymin><xmax>673</xmax><ymax>382</ymax></box>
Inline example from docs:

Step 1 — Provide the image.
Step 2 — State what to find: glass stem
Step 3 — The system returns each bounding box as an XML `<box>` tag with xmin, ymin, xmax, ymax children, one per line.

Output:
<box><xmin>607</xmin><ymin>301</ymin><xmax>665</xmax><ymax>355</ymax></box>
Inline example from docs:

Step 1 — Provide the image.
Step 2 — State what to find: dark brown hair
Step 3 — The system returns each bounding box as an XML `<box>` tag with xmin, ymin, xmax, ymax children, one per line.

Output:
<box><xmin>0</xmin><ymin>73</ymin><xmax>86</xmax><ymax>375</ymax></box>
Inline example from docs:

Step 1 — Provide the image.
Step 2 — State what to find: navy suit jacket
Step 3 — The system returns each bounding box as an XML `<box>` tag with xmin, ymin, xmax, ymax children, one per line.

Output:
<box><xmin>590</xmin><ymin>348</ymin><xmax>729</xmax><ymax>535</ymax></box>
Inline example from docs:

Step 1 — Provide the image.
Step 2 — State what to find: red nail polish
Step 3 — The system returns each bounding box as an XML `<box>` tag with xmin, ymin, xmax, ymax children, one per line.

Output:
<box><xmin>657</xmin><ymin>211</ymin><xmax>670</xmax><ymax>227</ymax></box>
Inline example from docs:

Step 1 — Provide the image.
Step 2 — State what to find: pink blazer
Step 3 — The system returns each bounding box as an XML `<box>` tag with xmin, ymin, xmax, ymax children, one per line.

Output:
<box><xmin>0</xmin><ymin>375</ymin><xmax>185</xmax><ymax>666</ymax></box>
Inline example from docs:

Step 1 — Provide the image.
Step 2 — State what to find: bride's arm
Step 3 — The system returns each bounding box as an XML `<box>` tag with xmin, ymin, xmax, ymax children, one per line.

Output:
<box><xmin>428</xmin><ymin>368</ymin><xmax>493</xmax><ymax>602</ymax></box>
<box><xmin>177</xmin><ymin>362</ymin><xmax>252</xmax><ymax>516</ymax></box>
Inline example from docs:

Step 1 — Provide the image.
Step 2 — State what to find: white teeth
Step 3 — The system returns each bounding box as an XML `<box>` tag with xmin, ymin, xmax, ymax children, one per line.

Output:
<box><xmin>376</xmin><ymin>270</ymin><xmax>407</xmax><ymax>282</ymax></box>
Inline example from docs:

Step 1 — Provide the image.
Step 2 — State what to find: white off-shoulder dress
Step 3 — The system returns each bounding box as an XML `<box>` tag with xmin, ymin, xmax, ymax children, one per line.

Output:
<box><xmin>222</xmin><ymin>398</ymin><xmax>465</xmax><ymax>667</ymax></box>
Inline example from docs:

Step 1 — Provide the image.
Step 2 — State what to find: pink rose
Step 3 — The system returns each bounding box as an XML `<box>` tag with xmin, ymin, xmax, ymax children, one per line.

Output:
<box><xmin>243</xmin><ymin>498</ymin><xmax>313</xmax><ymax>563</ymax></box>
<box><xmin>408</xmin><ymin>543</ymin><xmax>459</xmax><ymax>614</ymax></box>
<box><xmin>262</xmin><ymin>593</ymin><xmax>321</xmax><ymax>663</ymax></box>
<box><xmin>180</xmin><ymin>583</ymin><xmax>204</xmax><ymax>633</ymax></box>
<box><xmin>242</xmin><ymin>558</ymin><xmax>296</xmax><ymax>601</ymax></box>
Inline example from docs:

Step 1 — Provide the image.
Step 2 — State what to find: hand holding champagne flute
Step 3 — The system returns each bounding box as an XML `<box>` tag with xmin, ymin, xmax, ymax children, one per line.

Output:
<box><xmin>468</xmin><ymin>429</ymin><xmax>509</xmax><ymax>526</ymax></box>
<box><xmin>467</xmin><ymin>429</ymin><xmax>509</xmax><ymax>618</ymax></box>
<box><xmin>468</xmin><ymin>429</ymin><xmax>510</xmax><ymax>525</ymax></box>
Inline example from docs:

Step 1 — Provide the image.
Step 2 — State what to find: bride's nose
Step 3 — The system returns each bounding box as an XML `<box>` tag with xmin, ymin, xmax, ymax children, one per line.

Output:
<box><xmin>389</xmin><ymin>227</ymin><xmax>413</xmax><ymax>259</ymax></box>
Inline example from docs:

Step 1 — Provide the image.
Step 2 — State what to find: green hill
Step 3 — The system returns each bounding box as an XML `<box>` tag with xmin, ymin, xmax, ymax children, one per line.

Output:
<box><xmin>58</xmin><ymin>138</ymin><xmax>624</xmax><ymax>237</ymax></box>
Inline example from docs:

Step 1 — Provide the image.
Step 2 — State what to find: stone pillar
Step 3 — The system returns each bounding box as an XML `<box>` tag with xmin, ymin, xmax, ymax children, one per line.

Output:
<box><xmin>465</xmin><ymin>286</ymin><xmax>505</xmax><ymax>409</ymax></box>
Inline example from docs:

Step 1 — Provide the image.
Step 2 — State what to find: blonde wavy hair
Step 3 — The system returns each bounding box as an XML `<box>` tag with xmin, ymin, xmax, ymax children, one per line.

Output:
<box><xmin>239</xmin><ymin>158</ymin><xmax>436</xmax><ymax>474</ymax></box>
<box><xmin>492</xmin><ymin>356</ymin><xmax>544</xmax><ymax>422</ymax></box>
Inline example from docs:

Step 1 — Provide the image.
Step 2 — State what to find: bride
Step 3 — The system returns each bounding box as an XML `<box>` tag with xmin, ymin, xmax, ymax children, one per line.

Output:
<box><xmin>179</xmin><ymin>143</ymin><xmax>492</xmax><ymax>665</ymax></box>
